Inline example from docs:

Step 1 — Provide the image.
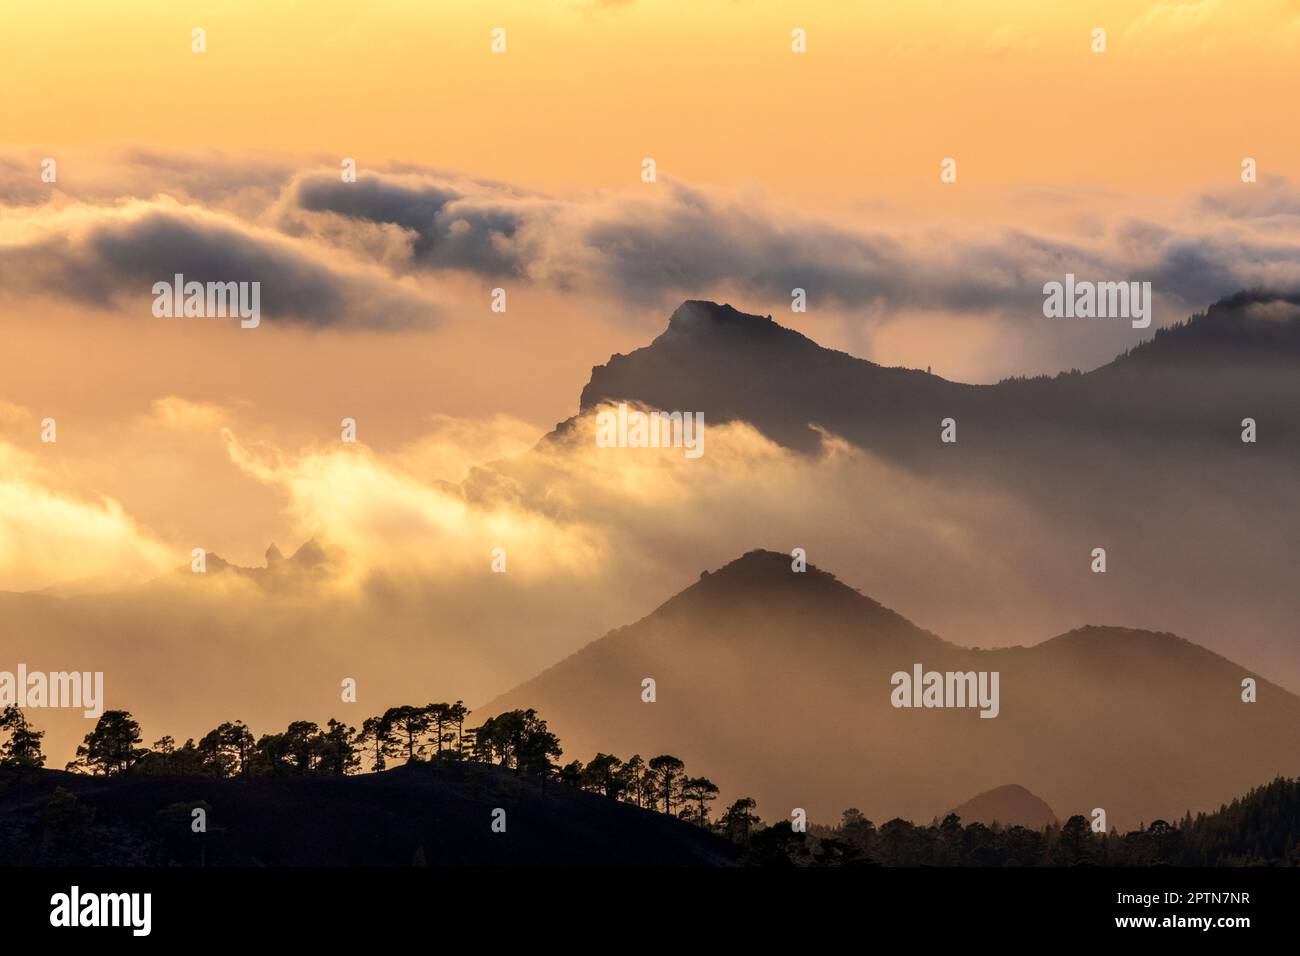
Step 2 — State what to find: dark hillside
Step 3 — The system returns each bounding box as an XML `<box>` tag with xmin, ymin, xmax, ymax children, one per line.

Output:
<box><xmin>0</xmin><ymin>763</ymin><xmax>737</xmax><ymax>867</ymax></box>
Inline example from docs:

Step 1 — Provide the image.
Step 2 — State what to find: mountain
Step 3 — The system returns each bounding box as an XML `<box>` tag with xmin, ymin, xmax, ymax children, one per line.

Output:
<box><xmin>554</xmin><ymin>292</ymin><xmax>1300</xmax><ymax>694</ymax></box>
<box><xmin>161</xmin><ymin>538</ymin><xmax>338</xmax><ymax>590</ymax></box>
<box><xmin>1101</xmin><ymin>289</ymin><xmax>1300</xmax><ymax>369</ymax></box>
<box><xmin>0</xmin><ymin>762</ymin><xmax>736</xmax><ymax>866</ymax></box>
<box><xmin>575</xmin><ymin>293</ymin><xmax>1300</xmax><ymax>458</ymax></box>
<box><xmin>948</xmin><ymin>784</ymin><xmax>1057</xmax><ymax>829</ymax></box>
<box><xmin>481</xmin><ymin>550</ymin><xmax>1300</xmax><ymax>831</ymax></box>
<box><xmin>576</xmin><ymin>300</ymin><xmax>959</xmax><ymax>455</ymax></box>
<box><xmin>1174</xmin><ymin>775</ymin><xmax>1300</xmax><ymax>866</ymax></box>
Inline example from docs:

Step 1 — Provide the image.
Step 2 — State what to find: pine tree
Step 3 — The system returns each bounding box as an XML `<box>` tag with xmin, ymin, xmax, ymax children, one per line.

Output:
<box><xmin>0</xmin><ymin>705</ymin><xmax>45</xmax><ymax>768</ymax></box>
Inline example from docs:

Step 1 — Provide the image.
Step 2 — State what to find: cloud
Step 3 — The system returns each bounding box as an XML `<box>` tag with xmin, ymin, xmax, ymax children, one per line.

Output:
<box><xmin>286</xmin><ymin>170</ymin><xmax>936</xmax><ymax>308</ymax></box>
<box><xmin>0</xmin><ymin>198</ymin><xmax>438</xmax><ymax>327</ymax></box>
<box><xmin>214</xmin><ymin>402</ymin><xmax>1040</xmax><ymax>612</ymax></box>
<box><xmin>0</xmin><ymin>401</ymin><xmax>30</xmax><ymax>432</ymax></box>
<box><xmin>282</xmin><ymin>167</ymin><xmax>1300</xmax><ymax>323</ymax></box>
<box><xmin>3</xmin><ymin>148</ymin><xmax>1300</xmax><ymax>356</ymax></box>
<box><xmin>289</xmin><ymin>171</ymin><xmax>553</xmax><ymax>278</ymax></box>
<box><xmin>1142</xmin><ymin>232</ymin><xmax>1300</xmax><ymax>307</ymax></box>
<box><xmin>1127</xmin><ymin>1</ymin><xmax>1219</xmax><ymax>39</ymax></box>
<box><xmin>219</xmin><ymin>419</ymin><xmax>608</xmax><ymax>587</ymax></box>
<box><xmin>147</xmin><ymin>396</ymin><xmax>232</xmax><ymax>431</ymax></box>
<box><xmin>0</xmin><ymin>147</ymin><xmax>300</xmax><ymax>210</ymax></box>
<box><xmin>1198</xmin><ymin>176</ymin><xmax>1300</xmax><ymax>222</ymax></box>
<box><xmin>0</xmin><ymin>441</ymin><xmax>175</xmax><ymax>591</ymax></box>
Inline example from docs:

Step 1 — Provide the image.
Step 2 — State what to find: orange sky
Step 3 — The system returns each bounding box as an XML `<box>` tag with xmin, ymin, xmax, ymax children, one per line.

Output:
<box><xmin>3</xmin><ymin>0</ymin><xmax>1298</xmax><ymax>205</ymax></box>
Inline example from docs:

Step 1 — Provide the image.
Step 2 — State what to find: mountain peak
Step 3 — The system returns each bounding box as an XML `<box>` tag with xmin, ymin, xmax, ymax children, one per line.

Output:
<box><xmin>666</xmin><ymin>299</ymin><xmax>770</xmax><ymax>331</ymax></box>
<box><xmin>659</xmin><ymin>300</ymin><xmax>812</xmax><ymax>349</ymax></box>
<box><xmin>287</xmin><ymin>537</ymin><xmax>330</xmax><ymax>570</ymax></box>
<box><xmin>670</xmin><ymin>548</ymin><xmax>946</xmax><ymax>645</ymax></box>
<box><xmin>576</xmin><ymin>300</ymin><xmax>842</xmax><ymax>448</ymax></box>
<box><xmin>693</xmin><ymin>548</ymin><xmax>838</xmax><ymax>590</ymax></box>
<box><xmin>948</xmin><ymin>784</ymin><xmax>1058</xmax><ymax>829</ymax></box>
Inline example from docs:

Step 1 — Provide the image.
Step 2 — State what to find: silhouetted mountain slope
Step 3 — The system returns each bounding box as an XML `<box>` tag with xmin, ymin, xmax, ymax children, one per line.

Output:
<box><xmin>948</xmin><ymin>784</ymin><xmax>1057</xmax><ymax>829</ymax></box>
<box><xmin>556</xmin><ymin>293</ymin><xmax>1300</xmax><ymax>695</ymax></box>
<box><xmin>0</xmin><ymin>762</ymin><xmax>736</xmax><ymax>867</ymax></box>
<box><xmin>482</xmin><ymin>551</ymin><xmax>1300</xmax><ymax>832</ymax></box>
<box><xmin>1102</xmin><ymin>289</ymin><xmax>1300</xmax><ymax>369</ymax></box>
<box><xmin>580</xmin><ymin>300</ymin><xmax>974</xmax><ymax>454</ymax></box>
<box><xmin>574</xmin><ymin>294</ymin><xmax>1300</xmax><ymax>456</ymax></box>
<box><xmin>1176</xmin><ymin>775</ymin><xmax>1300</xmax><ymax>865</ymax></box>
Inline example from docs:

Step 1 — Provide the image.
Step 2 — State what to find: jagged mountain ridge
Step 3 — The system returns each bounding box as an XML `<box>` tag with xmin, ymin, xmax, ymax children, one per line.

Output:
<box><xmin>156</xmin><ymin>538</ymin><xmax>337</xmax><ymax>590</ymax></box>
<box><xmin>571</xmin><ymin>293</ymin><xmax>1300</xmax><ymax>456</ymax></box>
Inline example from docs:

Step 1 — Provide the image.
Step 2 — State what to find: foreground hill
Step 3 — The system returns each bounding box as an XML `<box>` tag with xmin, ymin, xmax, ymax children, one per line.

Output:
<box><xmin>0</xmin><ymin>762</ymin><xmax>736</xmax><ymax>867</ymax></box>
<box><xmin>482</xmin><ymin>550</ymin><xmax>1300</xmax><ymax>831</ymax></box>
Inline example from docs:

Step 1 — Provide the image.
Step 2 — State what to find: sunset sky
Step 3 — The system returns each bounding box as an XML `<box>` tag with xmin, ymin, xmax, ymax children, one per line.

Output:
<box><xmin>4</xmin><ymin>0</ymin><xmax>1299</xmax><ymax>199</ymax></box>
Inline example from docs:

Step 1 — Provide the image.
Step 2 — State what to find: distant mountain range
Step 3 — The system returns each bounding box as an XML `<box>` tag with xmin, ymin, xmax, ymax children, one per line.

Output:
<box><xmin>164</xmin><ymin>539</ymin><xmax>337</xmax><ymax>591</ymax></box>
<box><xmin>571</xmin><ymin>291</ymin><xmax>1300</xmax><ymax>458</ymax></box>
<box><xmin>949</xmin><ymin>784</ymin><xmax>1057</xmax><ymax>829</ymax></box>
<box><xmin>543</xmin><ymin>291</ymin><xmax>1300</xmax><ymax>693</ymax></box>
<box><xmin>483</xmin><ymin>549</ymin><xmax>1300</xmax><ymax>831</ymax></box>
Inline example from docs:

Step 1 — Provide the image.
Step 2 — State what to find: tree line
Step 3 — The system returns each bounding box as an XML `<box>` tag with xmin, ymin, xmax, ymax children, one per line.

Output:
<box><xmin>748</xmin><ymin>777</ymin><xmax>1300</xmax><ymax>866</ymax></box>
<box><xmin>0</xmin><ymin>702</ymin><xmax>730</xmax><ymax>828</ymax></box>
<box><xmin>4</xmin><ymin>704</ymin><xmax>1296</xmax><ymax>864</ymax></box>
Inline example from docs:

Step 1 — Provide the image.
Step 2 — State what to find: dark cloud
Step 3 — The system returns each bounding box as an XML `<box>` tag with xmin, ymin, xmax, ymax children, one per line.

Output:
<box><xmin>0</xmin><ymin>154</ymin><xmax>49</xmax><ymax>206</ymax></box>
<box><xmin>5</xmin><ymin>149</ymin><xmax>1300</xmax><ymax>337</ymax></box>
<box><xmin>1198</xmin><ymin>176</ymin><xmax>1300</xmax><ymax>221</ymax></box>
<box><xmin>291</xmin><ymin>171</ymin><xmax>546</xmax><ymax>277</ymax></box>
<box><xmin>0</xmin><ymin>147</ymin><xmax>301</xmax><ymax>212</ymax></box>
<box><xmin>117</xmin><ymin>148</ymin><xmax>301</xmax><ymax>205</ymax></box>
<box><xmin>1147</xmin><ymin>235</ymin><xmax>1300</xmax><ymax>308</ymax></box>
<box><xmin>0</xmin><ymin>203</ymin><xmax>435</xmax><ymax>327</ymax></box>
<box><xmin>286</xmin><ymin>170</ymin><xmax>1300</xmax><ymax>321</ymax></box>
